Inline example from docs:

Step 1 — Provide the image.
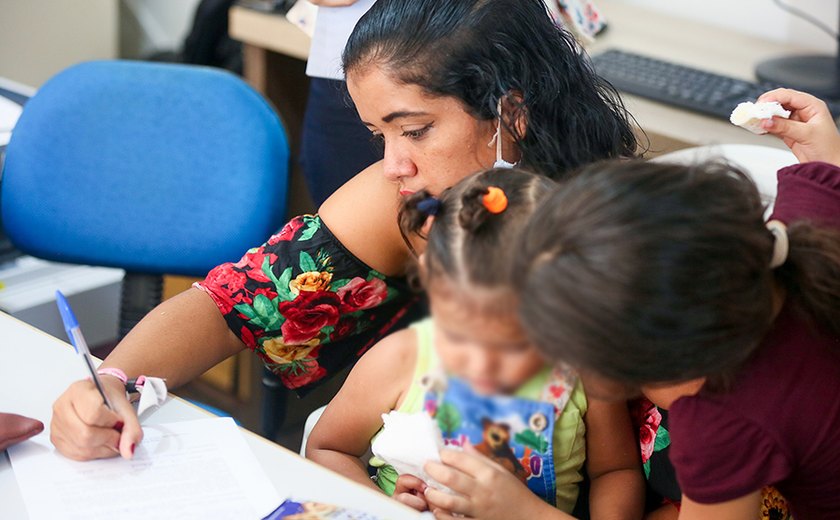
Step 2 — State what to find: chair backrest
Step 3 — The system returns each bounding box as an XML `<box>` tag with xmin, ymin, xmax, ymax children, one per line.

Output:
<box><xmin>1</xmin><ymin>60</ymin><xmax>289</xmax><ymax>277</ymax></box>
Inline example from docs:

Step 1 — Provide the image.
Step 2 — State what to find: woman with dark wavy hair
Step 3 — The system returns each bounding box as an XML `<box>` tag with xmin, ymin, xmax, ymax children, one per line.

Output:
<box><xmin>50</xmin><ymin>0</ymin><xmax>639</xmax><ymax>463</ymax></box>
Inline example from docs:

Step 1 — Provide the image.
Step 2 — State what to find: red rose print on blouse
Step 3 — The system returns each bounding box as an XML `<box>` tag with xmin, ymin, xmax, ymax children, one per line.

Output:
<box><xmin>268</xmin><ymin>216</ymin><xmax>305</xmax><ymax>245</ymax></box>
<box><xmin>336</xmin><ymin>277</ymin><xmax>388</xmax><ymax>312</ymax></box>
<box><xmin>234</xmin><ymin>248</ymin><xmax>278</xmax><ymax>283</ymax></box>
<box><xmin>281</xmin><ymin>363</ymin><xmax>327</xmax><ymax>389</ymax></box>
<box><xmin>631</xmin><ymin>398</ymin><xmax>663</xmax><ymax>464</ymax></box>
<box><xmin>200</xmin><ymin>264</ymin><xmax>250</xmax><ymax>314</ymax></box>
<box><xmin>278</xmin><ymin>291</ymin><xmax>341</xmax><ymax>345</ymax></box>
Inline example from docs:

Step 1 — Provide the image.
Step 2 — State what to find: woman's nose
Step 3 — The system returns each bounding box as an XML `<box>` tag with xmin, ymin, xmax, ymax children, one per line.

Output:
<box><xmin>382</xmin><ymin>141</ymin><xmax>417</xmax><ymax>183</ymax></box>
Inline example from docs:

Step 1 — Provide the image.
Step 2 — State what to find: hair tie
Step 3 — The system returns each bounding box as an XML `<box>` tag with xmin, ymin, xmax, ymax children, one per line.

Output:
<box><xmin>482</xmin><ymin>186</ymin><xmax>508</xmax><ymax>214</ymax></box>
<box><xmin>417</xmin><ymin>196</ymin><xmax>441</xmax><ymax>216</ymax></box>
<box><xmin>766</xmin><ymin>220</ymin><xmax>789</xmax><ymax>268</ymax></box>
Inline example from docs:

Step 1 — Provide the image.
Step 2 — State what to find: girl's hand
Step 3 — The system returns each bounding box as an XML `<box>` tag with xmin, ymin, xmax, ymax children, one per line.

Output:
<box><xmin>50</xmin><ymin>376</ymin><xmax>143</xmax><ymax>460</ymax></box>
<box><xmin>393</xmin><ymin>474</ymin><xmax>429</xmax><ymax>511</ymax></box>
<box><xmin>757</xmin><ymin>88</ymin><xmax>840</xmax><ymax>167</ymax></box>
<box><xmin>423</xmin><ymin>447</ymin><xmax>564</xmax><ymax>520</ymax></box>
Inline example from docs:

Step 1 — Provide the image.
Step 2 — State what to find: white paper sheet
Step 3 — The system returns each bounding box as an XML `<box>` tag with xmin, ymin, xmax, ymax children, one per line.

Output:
<box><xmin>8</xmin><ymin>417</ymin><xmax>283</xmax><ymax>520</ymax></box>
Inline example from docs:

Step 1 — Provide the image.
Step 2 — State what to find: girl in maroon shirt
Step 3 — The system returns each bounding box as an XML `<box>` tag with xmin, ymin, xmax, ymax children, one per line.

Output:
<box><xmin>512</xmin><ymin>89</ymin><xmax>840</xmax><ymax>519</ymax></box>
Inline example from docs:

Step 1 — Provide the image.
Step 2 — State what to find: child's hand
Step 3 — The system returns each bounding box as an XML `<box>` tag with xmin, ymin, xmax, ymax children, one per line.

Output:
<box><xmin>393</xmin><ymin>474</ymin><xmax>429</xmax><ymax>511</ymax></box>
<box><xmin>757</xmin><ymin>88</ymin><xmax>840</xmax><ymax>167</ymax></box>
<box><xmin>423</xmin><ymin>447</ymin><xmax>555</xmax><ymax>520</ymax></box>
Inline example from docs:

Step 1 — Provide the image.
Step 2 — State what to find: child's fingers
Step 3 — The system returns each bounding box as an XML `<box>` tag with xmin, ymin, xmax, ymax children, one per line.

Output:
<box><xmin>425</xmin><ymin>459</ymin><xmax>474</xmax><ymax>493</ymax></box>
<box><xmin>424</xmin><ymin>487</ymin><xmax>471</xmax><ymax>517</ymax></box>
<box><xmin>394</xmin><ymin>492</ymin><xmax>429</xmax><ymax>512</ymax></box>
<box><xmin>394</xmin><ymin>473</ymin><xmax>427</xmax><ymax>495</ymax></box>
<box><xmin>439</xmin><ymin>447</ymin><xmax>506</xmax><ymax>477</ymax></box>
<box><xmin>757</xmin><ymin>88</ymin><xmax>822</xmax><ymax>112</ymax></box>
<box><xmin>431</xmin><ymin>509</ymin><xmax>460</xmax><ymax>520</ymax></box>
<box><xmin>761</xmin><ymin>116</ymin><xmax>809</xmax><ymax>143</ymax></box>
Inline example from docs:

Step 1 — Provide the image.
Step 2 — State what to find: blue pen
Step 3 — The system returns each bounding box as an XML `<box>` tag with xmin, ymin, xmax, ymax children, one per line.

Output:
<box><xmin>55</xmin><ymin>290</ymin><xmax>114</xmax><ymax>410</ymax></box>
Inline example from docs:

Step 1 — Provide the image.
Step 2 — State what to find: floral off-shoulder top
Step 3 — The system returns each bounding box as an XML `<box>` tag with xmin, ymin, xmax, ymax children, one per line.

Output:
<box><xmin>195</xmin><ymin>214</ymin><xmax>421</xmax><ymax>393</ymax></box>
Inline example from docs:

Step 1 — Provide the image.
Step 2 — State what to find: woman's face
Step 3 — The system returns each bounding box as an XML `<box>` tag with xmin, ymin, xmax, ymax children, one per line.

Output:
<box><xmin>347</xmin><ymin>65</ymin><xmax>498</xmax><ymax>197</ymax></box>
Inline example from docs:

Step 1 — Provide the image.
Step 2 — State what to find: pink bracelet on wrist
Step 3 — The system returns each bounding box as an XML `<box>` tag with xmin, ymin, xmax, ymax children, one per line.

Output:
<box><xmin>97</xmin><ymin>367</ymin><xmax>128</xmax><ymax>385</ymax></box>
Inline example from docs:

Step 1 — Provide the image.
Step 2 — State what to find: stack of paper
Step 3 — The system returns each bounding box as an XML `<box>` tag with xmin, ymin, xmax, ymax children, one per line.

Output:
<box><xmin>9</xmin><ymin>417</ymin><xmax>283</xmax><ymax>520</ymax></box>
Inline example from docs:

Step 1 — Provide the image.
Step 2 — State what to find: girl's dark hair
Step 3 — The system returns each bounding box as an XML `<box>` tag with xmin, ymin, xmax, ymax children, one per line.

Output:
<box><xmin>342</xmin><ymin>0</ymin><xmax>639</xmax><ymax>180</ymax></box>
<box><xmin>516</xmin><ymin>160</ymin><xmax>840</xmax><ymax>387</ymax></box>
<box><xmin>400</xmin><ymin>168</ymin><xmax>554</xmax><ymax>292</ymax></box>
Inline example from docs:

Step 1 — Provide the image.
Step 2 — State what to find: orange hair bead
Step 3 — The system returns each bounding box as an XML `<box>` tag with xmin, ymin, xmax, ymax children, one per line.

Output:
<box><xmin>482</xmin><ymin>186</ymin><xmax>508</xmax><ymax>214</ymax></box>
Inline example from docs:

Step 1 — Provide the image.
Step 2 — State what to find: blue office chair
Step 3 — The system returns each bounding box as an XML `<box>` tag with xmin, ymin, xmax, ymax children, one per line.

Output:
<box><xmin>0</xmin><ymin>60</ymin><xmax>289</xmax><ymax>420</ymax></box>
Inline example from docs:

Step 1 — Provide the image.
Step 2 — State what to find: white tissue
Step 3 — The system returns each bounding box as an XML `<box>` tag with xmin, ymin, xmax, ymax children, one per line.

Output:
<box><xmin>729</xmin><ymin>101</ymin><xmax>791</xmax><ymax>135</ymax></box>
<box><xmin>371</xmin><ymin>411</ymin><xmax>452</xmax><ymax>492</ymax></box>
<box><xmin>136</xmin><ymin>377</ymin><xmax>167</xmax><ymax>416</ymax></box>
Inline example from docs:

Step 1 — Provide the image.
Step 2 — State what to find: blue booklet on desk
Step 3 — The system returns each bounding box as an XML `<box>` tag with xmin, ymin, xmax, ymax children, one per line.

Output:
<box><xmin>263</xmin><ymin>499</ymin><xmax>382</xmax><ymax>520</ymax></box>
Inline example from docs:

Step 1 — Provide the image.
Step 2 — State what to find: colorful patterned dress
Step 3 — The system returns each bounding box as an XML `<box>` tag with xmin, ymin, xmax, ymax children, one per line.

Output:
<box><xmin>195</xmin><ymin>214</ymin><xmax>422</xmax><ymax>394</ymax></box>
<box><xmin>370</xmin><ymin>319</ymin><xmax>587</xmax><ymax>513</ymax></box>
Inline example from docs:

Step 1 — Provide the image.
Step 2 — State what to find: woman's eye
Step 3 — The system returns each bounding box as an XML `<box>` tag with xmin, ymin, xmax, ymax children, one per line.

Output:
<box><xmin>369</xmin><ymin>132</ymin><xmax>384</xmax><ymax>144</ymax></box>
<box><xmin>401</xmin><ymin>125</ymin><xmax>431</xmax><ymax>139</ymax></box>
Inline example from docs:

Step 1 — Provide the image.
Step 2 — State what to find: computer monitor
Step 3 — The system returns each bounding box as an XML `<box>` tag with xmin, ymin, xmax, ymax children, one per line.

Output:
<box><xmin>755</xmin><ymin>2</ymin><xmax>840</xmax><ymax>99</ymax></box>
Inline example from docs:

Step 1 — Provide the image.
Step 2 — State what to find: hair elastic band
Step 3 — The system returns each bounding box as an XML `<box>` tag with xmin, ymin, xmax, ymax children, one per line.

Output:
<box><xmin>417</xmin><ymin>196</ymin><xmax>441</xmax><ymax>216</ymax></box>
<box><xmin>482</xmin><ymin>186</ymin><xmax>508</xmax><ymax>214</ymax></box>
<box><xmin>766</xmin><ymin>219</ymin><xmax>789</xmax><ymax>268</ymax></box>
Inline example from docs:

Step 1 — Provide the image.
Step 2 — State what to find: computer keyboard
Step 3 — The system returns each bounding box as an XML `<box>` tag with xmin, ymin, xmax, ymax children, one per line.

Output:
<box><xmin>590</xmin><ymin>49</ymin><xmax>840</xmax><ymax>121</ymax></box>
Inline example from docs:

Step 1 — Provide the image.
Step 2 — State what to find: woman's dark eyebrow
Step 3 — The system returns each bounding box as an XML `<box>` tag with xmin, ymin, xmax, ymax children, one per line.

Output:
<box><xmin>382</xmin><ymin>110</ymin><xmax>431</xmax><ymax>123</ymax></box>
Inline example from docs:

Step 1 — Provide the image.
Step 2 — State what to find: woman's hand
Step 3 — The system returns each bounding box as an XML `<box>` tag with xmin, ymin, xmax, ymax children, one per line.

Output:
<box><xmin>393</xmin><ymin>474</ymin><xmax>430</xmax><ymax>511</ymax></box>
<box><xmin>423</xmin><ymin>447</ymin><xmax>570</xmax><ymax>519</ymax></box>
<box><xmin>306</xmin><ymin>0</ymin><xmax>359</xmax><ymax>6</ymax></box>
<box><xmin>758</xmin><ymin>88</ymin><xmax>840</xmax><ymax>167</ymax></box>
<box><xmin>50</xmin><ymin>376</ymin><xmax>142</xmax><ymax>460</ymax></box>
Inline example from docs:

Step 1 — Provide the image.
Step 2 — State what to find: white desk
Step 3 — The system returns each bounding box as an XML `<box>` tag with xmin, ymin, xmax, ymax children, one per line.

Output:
<box><xmin>0</xmin><ymin>311</ymin><xmax>422</xmax><ymax>519</ymax></box>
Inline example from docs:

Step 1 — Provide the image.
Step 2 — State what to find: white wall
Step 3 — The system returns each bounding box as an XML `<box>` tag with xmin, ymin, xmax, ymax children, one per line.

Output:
<box><xmin>120</xmin><ymin>0</ymin><xmax>203</xmax><ymax>58</ymax></box>
<box><xmin>0</xmin><ymin>0</ymin><xmax>202</xmax><ymax>88</ymax></box>
<box><xmin>0</xmin><ymin>0</ymin><xmax>119</xmax><ymax>88</ymax></box>
<box><xmin>617</xmin><ymin>0</ymin><xmax>838</xmax><ymax>54</ymax></box>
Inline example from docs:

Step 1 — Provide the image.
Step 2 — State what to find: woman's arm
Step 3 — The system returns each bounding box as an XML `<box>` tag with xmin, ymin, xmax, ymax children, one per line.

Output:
<box><xmin>51</xmin><ymin>288</ymin><xmax>245</xmax><ymax>460</ymax></box>
<box><xmin>306</xmin><ymin>327</ymin><xmax>416</xmax><ymax>491</ymax></box>
<box><xmin>585</xmin><ymin>396</ymin><xmax>645</xmax><ymax>520</ymax></box>
<box><xmin>52</xmin><ymin>162</ymin><xmax>414</xmax><ymax>461</ymax></box>
<box><xmin>319</xmin><ymin>161</ymin><xmax>413</xmax><ymax>277</ymax></box>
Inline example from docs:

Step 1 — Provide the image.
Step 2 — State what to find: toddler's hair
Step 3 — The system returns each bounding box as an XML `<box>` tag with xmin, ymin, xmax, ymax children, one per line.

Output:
<box><xmin>516</xmin><ymin>159</ymin><xmax>840</xmax><ymax>388</ymax></box>
<box><xmin>400</xmin><ymin>168</ymin><xmax>554</xmax><ymax>294</ymax></box>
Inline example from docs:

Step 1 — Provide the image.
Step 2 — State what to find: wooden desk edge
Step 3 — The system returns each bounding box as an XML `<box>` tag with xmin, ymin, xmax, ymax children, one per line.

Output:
<box><xmin>229</xmin><ymin>5</ymin><xmax>311</xmax><ymax>61</ymax></box>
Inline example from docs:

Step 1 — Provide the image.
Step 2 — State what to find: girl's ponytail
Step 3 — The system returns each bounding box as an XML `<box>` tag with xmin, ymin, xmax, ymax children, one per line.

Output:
<box><xmin>458</xmin><ymin>185</ymin><xmax>507</xmax><ymax>232</ymax></box>
<box><xmin>776</xmin><ymin>223</ymin><xmax>840</xmax><ymax>336</ymax></box>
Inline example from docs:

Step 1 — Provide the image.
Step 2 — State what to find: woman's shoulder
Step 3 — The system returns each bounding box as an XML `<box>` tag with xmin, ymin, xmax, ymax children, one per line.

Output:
<box><xmin>319</xmin><ymin>161</ymin><xmax>412</xmax><ymax>277</ymax></box>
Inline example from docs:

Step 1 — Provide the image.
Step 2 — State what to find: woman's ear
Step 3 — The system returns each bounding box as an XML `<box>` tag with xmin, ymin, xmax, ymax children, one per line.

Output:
<box><xmin>502</xmin><ymin>91</ymin><xmax>527</xmax><ymax>139</ymax></box>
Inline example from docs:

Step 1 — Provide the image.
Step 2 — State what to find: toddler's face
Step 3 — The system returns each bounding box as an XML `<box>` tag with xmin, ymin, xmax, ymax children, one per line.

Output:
<box><xmin>430</xmin><ymin>288</ymin><xmax>545</xmax><ymax>396</ymax></box>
